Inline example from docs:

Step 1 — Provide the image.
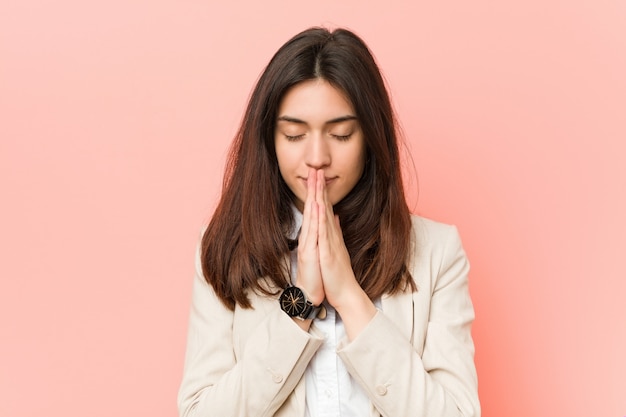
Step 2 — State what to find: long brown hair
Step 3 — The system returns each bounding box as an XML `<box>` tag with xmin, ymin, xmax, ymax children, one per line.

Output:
<box><xmin>202</xmin><ymin>27</ymin><xmax>415</xmax><ymax>309</ymax></box>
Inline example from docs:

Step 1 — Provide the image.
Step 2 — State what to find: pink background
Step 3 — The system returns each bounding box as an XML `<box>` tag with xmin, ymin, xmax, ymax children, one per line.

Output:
<box><xmin>1</xmin><ymin>0</ymin><xmax>624</xmax><ymax>416</ymax></box>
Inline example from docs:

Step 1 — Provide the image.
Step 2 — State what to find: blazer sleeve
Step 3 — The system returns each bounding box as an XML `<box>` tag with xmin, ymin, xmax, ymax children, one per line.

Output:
<box><xmin>336</xmin><ymin>224</ymin><xmax>480</xmax><ymax>417</ymax></box>
<box><xmin>177</xmin><ymin>244</ymin><xmax>324</xmax><ymax>417</ymax></box>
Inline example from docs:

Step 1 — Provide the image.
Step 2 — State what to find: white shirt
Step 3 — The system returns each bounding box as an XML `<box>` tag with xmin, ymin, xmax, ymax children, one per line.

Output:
<box><xmin>289</xmin><ymin>208</ymin><xmax>379</xmax><ymax>417</ymax></box>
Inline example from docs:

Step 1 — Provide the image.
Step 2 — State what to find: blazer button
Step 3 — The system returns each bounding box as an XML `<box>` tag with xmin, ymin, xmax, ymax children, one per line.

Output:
<box><xmin>272</xmin><ymin>374</ymin><xmax>283</xmax><ymax>384</ymax></box>
<box><xmin>375</xmin><ymin>385</ymin><xmax>387</xmax><ymax>396</ymax></box>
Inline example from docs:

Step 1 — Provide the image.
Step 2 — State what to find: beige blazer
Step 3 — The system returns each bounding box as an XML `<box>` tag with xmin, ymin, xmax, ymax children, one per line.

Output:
<box><xmin>178</xmin><ymin>216</ymin><xmax>480</xmax><ymax>417</ymax></box>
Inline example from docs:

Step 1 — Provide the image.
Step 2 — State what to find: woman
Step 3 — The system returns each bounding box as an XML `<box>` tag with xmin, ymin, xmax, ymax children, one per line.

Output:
<box><xmin>178</xmin><ymin>27</ymin><xmax>480</xmax><ymax>417</ymax></box>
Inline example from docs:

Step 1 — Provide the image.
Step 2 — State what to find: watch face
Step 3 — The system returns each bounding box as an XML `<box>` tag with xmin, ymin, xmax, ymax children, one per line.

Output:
<box><xmin>280</xmin><ymin>286</ymin><xmax>306</xmax><ymax>317</ymax></box>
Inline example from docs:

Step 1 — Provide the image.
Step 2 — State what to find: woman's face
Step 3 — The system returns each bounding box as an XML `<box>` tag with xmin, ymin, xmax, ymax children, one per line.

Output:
<box><xmin>274</xmin><ymin>79</ymin><xmax>366</xmax><ymax>211</ymax></box>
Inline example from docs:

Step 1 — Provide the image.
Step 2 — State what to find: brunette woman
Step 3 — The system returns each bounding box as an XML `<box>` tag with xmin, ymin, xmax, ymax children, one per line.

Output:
<box><xmin>178</xmin><ymin>27</ymin><xmax>480</xmax><ymax>417</ymax></box>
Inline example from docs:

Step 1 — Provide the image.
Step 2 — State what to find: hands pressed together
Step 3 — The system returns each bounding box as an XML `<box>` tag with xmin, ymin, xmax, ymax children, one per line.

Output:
<box><xmin>294</xmin><ymin>168</ymin><xmax>376</xmax><ymax>339</ymax></box>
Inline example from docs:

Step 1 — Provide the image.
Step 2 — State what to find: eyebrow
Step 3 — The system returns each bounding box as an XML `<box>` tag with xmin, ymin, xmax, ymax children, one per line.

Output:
<box><xmin>276</xmin><ymin>115</ymin><xmax>358</xmax><ymax>124</ymax></box>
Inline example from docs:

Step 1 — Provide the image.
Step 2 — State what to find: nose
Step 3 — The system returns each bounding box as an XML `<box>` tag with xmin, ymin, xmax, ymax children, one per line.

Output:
<box><xmin>304</xmin><ymin>134</ymin><xmax>331</xmax><ymax>169</ymax></box>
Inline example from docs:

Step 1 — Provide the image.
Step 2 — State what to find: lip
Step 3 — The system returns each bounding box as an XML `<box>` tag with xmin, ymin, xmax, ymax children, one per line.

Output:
<box><xmin>297</xmin><ymin>176</ymin><xmax>338</xmax><ymax>186</ymax></box>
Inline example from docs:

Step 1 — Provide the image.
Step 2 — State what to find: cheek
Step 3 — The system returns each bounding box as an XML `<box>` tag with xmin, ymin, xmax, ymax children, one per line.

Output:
<box><xmin>275</xmin><ymin>149</ymin><xmax>299</xmax><ymax>192</ymax></box>
<box><xmin>274</xmin><ymin>145</ymin><xmax>290</xmax><ymax>175</ymax></box>
<box><xmin>276</xmin><ymin>162</ymin><xmax>293</xmax><ymax>190</ymax></box>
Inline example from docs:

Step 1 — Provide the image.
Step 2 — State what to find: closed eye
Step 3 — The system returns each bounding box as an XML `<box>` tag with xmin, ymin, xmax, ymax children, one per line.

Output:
<box><xmin>285</xmin><ymin>134</ymin><xmax>305</xmax><ymax>141</ymax></box>
<box><xmin>332</xmin><ymin>134</ymin><xmax>352</xmax><ymax>141</ymax></box>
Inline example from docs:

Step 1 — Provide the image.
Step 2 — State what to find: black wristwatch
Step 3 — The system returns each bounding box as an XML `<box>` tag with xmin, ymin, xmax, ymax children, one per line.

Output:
<box><xmin>279</xmin><ymin>286</ymin><xmax>326</xmax><ymax>320</ymax></box>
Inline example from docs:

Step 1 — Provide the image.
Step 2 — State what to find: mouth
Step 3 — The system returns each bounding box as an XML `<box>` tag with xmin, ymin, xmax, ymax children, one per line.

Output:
<box><xmin>297</xmin><ymin>176</ymin><xmax>338</xmax><ymax>186</ymax></box>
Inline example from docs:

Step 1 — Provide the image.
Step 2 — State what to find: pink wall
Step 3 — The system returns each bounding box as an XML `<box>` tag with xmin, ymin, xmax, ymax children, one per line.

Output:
<box><xmin>1</xmin><ymin>1</ymin><xmax>624</xmax><ymax>416</ymax></box>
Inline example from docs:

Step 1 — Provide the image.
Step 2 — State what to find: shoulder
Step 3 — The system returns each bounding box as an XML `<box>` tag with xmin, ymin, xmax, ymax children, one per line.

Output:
<box><xmin>407</xmin><ymin>214</ymin><xmax>468</xmax><ymax>276</ymax></box>
<box><xmin>409</xmin><ymin>214</ymin><xmax>462</xmax><ymax>249</ymax></box>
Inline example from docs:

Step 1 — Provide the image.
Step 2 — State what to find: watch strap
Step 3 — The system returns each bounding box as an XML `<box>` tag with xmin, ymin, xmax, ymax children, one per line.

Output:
<box><xmin>299</xmin><ymin>301</ymin><xmax>326</xmax><ymax>320</ymax></box>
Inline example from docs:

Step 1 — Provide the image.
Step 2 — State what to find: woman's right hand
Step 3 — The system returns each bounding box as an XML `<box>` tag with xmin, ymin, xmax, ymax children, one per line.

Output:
<box><xmin>295</xmin><ymin>168</ymin><xmax>325</xmax><ymax>306</ymax></box>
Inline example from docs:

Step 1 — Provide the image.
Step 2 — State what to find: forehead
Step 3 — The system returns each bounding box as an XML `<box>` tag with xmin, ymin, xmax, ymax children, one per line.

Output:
<box><xmin>277</xmin><ymin>79</ymin><xmax>355</xmax><ymax>122</ymax></box>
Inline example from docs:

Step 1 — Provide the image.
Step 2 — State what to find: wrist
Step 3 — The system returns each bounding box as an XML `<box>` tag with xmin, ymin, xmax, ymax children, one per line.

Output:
<box><xmin>333</xmin><ymin>286</ymin><xmax>376</xmax><ymax>341</ymax></box>
<box><xmin>333</xmin><ymin>287</ymin><xmax>374</xmax><ymax>316</ymax></box>
<box><xmin>294</xmin><ymin>280</ymin><xmax>324</xmax><ymax>306</ymax></box>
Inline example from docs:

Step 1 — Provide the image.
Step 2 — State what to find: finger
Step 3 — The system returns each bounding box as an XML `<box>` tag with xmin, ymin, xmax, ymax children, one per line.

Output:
<box><xmin>307</xmin><ymin>167</ymin><xmax>317</xmax><ymax>203</ymax></box>
<box><xmin>299</xmin><ymin>168</ymin><xmax>317</xmax><ymax>245</ymax></box>
<box><xmin>317</xmin><ymin>169</ymin><xmax>334</xmax><ymax>230</ymax></box>
<box><xmin>310</xmin><ymin>200</ymin><xmax>319</xmax><ymax>247</ymax></box>
<box><xmin>316</xmin><ymin>169</ymin><xmax>327</xmax><ymax>228</ymax></box>
<box><xmin>319</xmin><ymin>169</ymin><xmax>336</xmax><ymax>225</ymax></box>
<box><xmin>315</xmin><ymin>169</ymin><xmax>324</xmax><ymax>209</ymax></box>
<box><xmin>316</xmin><ymin>170</ymin><xmax>333</xmax><ymax>258</ymax></box>
<box><xmin>316</xmin><ymin>169</ymin><xmax>329</xmax><ymax>235</ymax></box>
<box><xmin>316</xmin><ymin>169</ymin><xmax>339</xmax><ymax>245</ymax></box>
